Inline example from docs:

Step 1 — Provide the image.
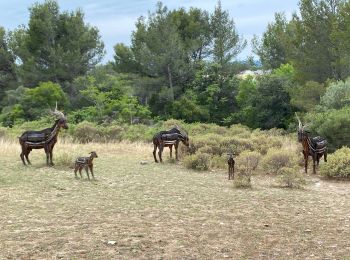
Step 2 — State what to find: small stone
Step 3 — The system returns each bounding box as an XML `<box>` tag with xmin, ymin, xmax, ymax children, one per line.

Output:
<box><xmin>140</xmin><ymin>161</ymin><xmax>148</xmax><ymax>165</ymax></box>
<box><xmin>264</xmin><ymin>224</ymin><xmax>269</xmax><ymax>227</ymax></box>
<box><xmin>305</xmin><ymin>229</ymin><xmax>312</xmax><ymax>233</ymax></box>
<box><xmin>107</xmin><ymin>240</ymin><xmax>117</xmax><ymax>245</ymax></box>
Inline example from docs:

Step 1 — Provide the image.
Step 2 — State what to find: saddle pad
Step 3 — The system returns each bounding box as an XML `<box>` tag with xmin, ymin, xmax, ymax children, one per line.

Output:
<box><xmin>27</xmin><ymin>133</ymin><xmax>48</xmax><ymax>142</ymax></box>
<box><xmin>76</xmin><ymin>157</ymin><xmax>88</xmax><ymax>164</ymax></box>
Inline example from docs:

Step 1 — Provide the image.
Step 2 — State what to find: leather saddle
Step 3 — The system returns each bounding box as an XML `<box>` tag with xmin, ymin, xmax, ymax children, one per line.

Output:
<box><xmin>311</xmin><ymin>136</ymin><xmax>327</xmax><ymax>149</ymax></box>
<box><xmin>161</xmin><ymin>133</ymin><xmax>179</xmax><ymax>141</ymax></box>
<box><xmin>26</xmin><ymin>133</ymin><xmax>49</xmax><ymax>142</ymax></box>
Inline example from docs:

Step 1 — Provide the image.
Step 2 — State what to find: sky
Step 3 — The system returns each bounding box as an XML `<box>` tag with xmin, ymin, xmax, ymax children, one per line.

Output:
<box><xmin>0</xmin><ymin>0</ymin><xmax>300</xmax><ymax>63</ymax></box>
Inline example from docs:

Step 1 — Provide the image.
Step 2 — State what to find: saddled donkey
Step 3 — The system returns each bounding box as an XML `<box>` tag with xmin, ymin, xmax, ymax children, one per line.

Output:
<box><xmin>19</xmin><ymin>103</ymin><xmax>68</xmax><ymax>166</ymax></box>
<box><xmin>296</xmin><ymin>113</ymin><xmax>327</xmax><ymax>174</ymax></box>
<box><xmin>153</xmin><ymin>127</ymin><xmax>189</xmax><ymax>163</ymax></box>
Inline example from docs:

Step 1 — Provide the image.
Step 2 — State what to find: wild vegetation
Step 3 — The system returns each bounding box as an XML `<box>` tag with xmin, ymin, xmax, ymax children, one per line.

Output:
<box><xmin>1</xmin><ymin>0</ymin><xmax>350</xmax><ymax>151</ymax></box>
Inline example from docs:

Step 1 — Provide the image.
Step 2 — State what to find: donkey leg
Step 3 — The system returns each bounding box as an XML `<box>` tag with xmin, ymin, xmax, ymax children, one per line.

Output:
<box><xmin>89</xmin><ymin>165</ymin><xmax>95</xmax><ymax>179</ymax></box>
<box><xmin>158</xmin><ymin>145</ymin><xmax>164</xmax><ymax>163</ymax></box>
<box><xmin>305</xmin><ymin>157</ymin><xmax>308</xmax><ymax>174</ymax></box>
<box><xmin>169</xmin><ymin>145</ymin><xmax>173</xmax><ymax>158</ymax></box>
<box><xmin>324</xmin><ymin>151</ymin><xmax>327</xmax><ymax>162</ymax></box>
<box><xmin>153</xmin><ymin>145</ymin><xmax>158</xmax><ymax>163</ymax></box>
<box><xmin>25</xmin><ymin>150</ymin><xmax>31</xmax><ymax>165</ymax></box>
<box><xmin>79</xmin><ymin>168</ymin><xmax>83</xmax><ymax>178</ymax></box>
<box><xmin>49</xmin><ymin>150</ymin><xmax>54</xmax><ymax>166</ymax></box>
<box><xmin>85</xmin><ymin>166</ymin><xmax>90</xmax><ymax>180</ymax></box>
<box><xmin>175</xmin><ymin>143</ymin><xmax>179</xmax><ymax>161</ymax></box>
<box><xmin>20</xmin><ymin>151</ymin><xmax>26</xmax><ymax>166</ymax></box>
<box><xmin>74</xmin><ymin>166</ymin><xmax>78</xmax><ymax>178</ymax></box>
<box><xmin>312</xmin><ymin>155</ymin><xmax>317</xmax><ymax>174</ymax></box>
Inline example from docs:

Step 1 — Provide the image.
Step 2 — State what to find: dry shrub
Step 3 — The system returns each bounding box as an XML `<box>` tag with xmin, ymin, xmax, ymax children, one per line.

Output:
<box><xmin>220</xmin><ymin>136</ymin><xmax>254</xmax><ymax>155</ymax></box>
<box><xmin>277</xmin><ymin>167</ymin><xmax>306</xmax><ymax>188</ymax></box>
<box><xmin>261</xmin><ymin>147</ymin><xmax>298</xmax><ymax>174</ymax></box>
<box><xmin>236</xmin><ymin>151</ymin><xmax>262</xmax><ymax>172</ymax></box>
<box><xmin>0</xmin><ymin>127</ymin><xmax>8</xmax><ymax>139</ymax></box>
<box><xmin>211</xmin><ymin>155</ymin><xmax>226</xmax><ymax>169</ymax></box>
<box><xmin>55</xmin><ymin>151</ymin><xmax>75</xmax><ymax>168</ymax></box>
<box><xmin>233</xmin><ymin>168</ymin><xmax>252</xmax><ymax>189</ymax></box>
<box><xmin>184</xmin><ymin>152</ymin><xmax>211</xmax><ymax>171</ymax></box>
<box><xmin>320</xmin><ymin>147</ymin><xmax>350</xmax><ymax>178</ymax></box>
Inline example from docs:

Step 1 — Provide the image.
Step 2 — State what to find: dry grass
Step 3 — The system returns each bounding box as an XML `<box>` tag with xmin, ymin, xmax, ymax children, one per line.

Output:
<box><xmin>1</xmin><ymin>139</ymin><xmax>350</xmax><ymax>259</ymax></box>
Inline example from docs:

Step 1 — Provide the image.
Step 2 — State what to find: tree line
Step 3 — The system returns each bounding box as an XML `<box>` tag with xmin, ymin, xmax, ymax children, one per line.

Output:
<box><xmin>1</xmin><ymin>0</ymin><xmax>350</xmax><ymax>146</ymax></box>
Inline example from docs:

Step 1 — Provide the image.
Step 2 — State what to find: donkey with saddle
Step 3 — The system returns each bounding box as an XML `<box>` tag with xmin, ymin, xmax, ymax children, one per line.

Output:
<box><xmin>19</xmin><ymin>103</ymin><xmax>68</xmax><ymax>166</ymax></box>
<box><xmin>153</xmin><ymin>127</ymin><xmax>189</xmax><ymax>163</ymax></box>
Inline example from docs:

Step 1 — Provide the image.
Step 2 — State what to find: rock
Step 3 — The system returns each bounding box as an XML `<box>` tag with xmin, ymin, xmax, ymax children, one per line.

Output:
<box><xmin>107</xmin><ymin>240</ymin><xmax>117</xmax><ymax>245</ymax></box>
<box><xmin>140</xmin><ymin>161</ymin><xmax>148</xmax><ymax>165</ymax></box>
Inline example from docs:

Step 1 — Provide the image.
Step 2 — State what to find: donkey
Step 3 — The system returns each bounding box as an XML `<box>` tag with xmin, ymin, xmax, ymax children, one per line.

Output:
<box><xmin>153</xmin><ymin>127</ymin><xmax>189</xmax><ymax>163</ymax></box>
<box><xmin>296</xmin><ymin>113</ymin><xmax>327</xmax><ymax>174</ymax></box>
<box><xmin>19</xmin><ymin>103</ymin><xmax>68</xmax><ymax>166</ymax></box>
<box><xmin>227</xmin><ymin>153</ymin><xmax>235</xmax><ymax>180</ymax></box>
<box><xmin>74</xmin><ymin>151</ymin><xmax>98</xmax><ymax>180</ymax></box>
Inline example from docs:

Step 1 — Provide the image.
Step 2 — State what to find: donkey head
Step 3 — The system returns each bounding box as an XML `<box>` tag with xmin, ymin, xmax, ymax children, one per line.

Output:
<box><xmin>175</xmin><ymin>125</ymin><xmax>190</xmax><ymax>147</ymax></box>
<box><xmin>89</xmin><ymin>151</ymin><xmax>98</xmax><ymax>158</ymax></box>
<box><xmin>296</xmin><ymin>113</ymin><xmax>308</xmax><ymax>142</ymax></box>
<box><xmin>52</xmin><ymin>102</ymin><xmax>68</xmax><ymax>129</ymax></box>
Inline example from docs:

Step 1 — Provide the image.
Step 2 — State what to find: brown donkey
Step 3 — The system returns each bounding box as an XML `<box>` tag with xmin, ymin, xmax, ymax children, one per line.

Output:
<box><xmin>74</xmin><ymin>151</ymin><xmax>98</xmax><ymax>180</ymax></box>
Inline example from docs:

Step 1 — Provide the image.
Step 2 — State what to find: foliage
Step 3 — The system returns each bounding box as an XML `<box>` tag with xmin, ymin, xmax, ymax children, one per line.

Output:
<box><xmin>261</xmin><ymin>147</ymin><xmax>298</xmax><ymax>174</ymax></box>
<box><xmin>9</xmin><ymin>0</ymin><xmax>104</xmax><ymax>87</ymax></box>
<box><xmin>289</xmin><ymin>81</ymin><xmax>326</xmax><ymax>112</ymax></box>
<box><xmin>320</xmin><ymin>147</ymin><xmax>350</xmax><ymax>178</ymax></box>
<box><xmin>252</xmin><ymin>13</ymin><xmax>289</xmax><ymax>69</ymax></box>
<box><xmin>210</xmin><ymin>1</ymin><xmax>246</xmax><ymax>68</ymax></box>
<box><xmin>277</xmin><ymin>167</ymin><xmax>306</xmax><ymax>188</ymax></box>
<box><xmin>184</xmin><ymin>152</ymin><xmax>211</xmax><ymax>171</ymax></box>
<box><xmin>319</xmin><ymin>78</ymin><xmax>350</xmax><ymax>110</ymax></box>
<box><xmin>233</xmin><ymin>169</ymin><xmax>252</xmax><ymax>189</ymax></box>
<box><xmin>306</xmin><ymin>106</ymin><xmax>350</xmax><ymax>151</ymax></box>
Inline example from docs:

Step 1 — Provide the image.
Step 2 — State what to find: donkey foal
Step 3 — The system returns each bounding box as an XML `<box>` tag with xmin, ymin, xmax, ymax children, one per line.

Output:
<box><xmin>74</xmin><ymin>151</ymin><xmax>98</xmax><ymax>180</ymax></box>
<box><xmin>227</xmin><ymin>153</ymin><xmax>235</xmax><ymax>180</ymax></box>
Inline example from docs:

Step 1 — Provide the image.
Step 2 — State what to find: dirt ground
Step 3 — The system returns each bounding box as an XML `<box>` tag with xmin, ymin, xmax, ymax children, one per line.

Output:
<box><xmin>0</xmin><ymin>140</ymin><xmax>349</xmax><ymax>259</ymax></box>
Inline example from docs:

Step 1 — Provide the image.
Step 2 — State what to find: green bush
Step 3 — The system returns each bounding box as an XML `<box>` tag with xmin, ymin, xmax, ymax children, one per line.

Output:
<box><xmin>277</xmin><ymin>167</ymin><xmax>306</xmax><ymax>188</ymax></box>
<box><xmin>73</xmin><ymin>121</ymin><xmax>100</xmax><ymax>143</ymax></box>
<box><xmin>306</xmin><ymin>106</ymin><xmax>350</xmax><ymax>151</ymax></box>
<box><xmin>184</xmin><ymin>152</ymin><xmax>211</xmax><ymax>171</ymax></box>
<box><xmin>261</xmin><ymin>147</ymin><xmax>298</xmax><ymax>174</ymax></box>
<box><xmin>55</xmin><ymin>151</ymin><xmax>75</xmax><ymax>168</ymax></box>
<box><xmin>320</xmin><ymin>147</ymin><xmax>350</xmax><ymax>178</ymax></box>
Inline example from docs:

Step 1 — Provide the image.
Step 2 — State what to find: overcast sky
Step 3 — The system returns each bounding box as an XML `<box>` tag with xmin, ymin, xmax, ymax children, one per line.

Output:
<box><xmin>0</xmin><ymin>0</ymin><xmax>300</xmax><ymax>62</ymax></box>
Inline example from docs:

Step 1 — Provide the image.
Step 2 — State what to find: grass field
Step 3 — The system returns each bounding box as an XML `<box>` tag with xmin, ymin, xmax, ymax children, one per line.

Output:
<box><xmin>1</xmin><ymin>139</ymin><xmax>350</xmax><ymax>259</ymax></box>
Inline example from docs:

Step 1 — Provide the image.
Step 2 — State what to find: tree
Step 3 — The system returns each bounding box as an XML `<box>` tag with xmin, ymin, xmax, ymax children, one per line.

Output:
<box><xmin>252</xmin><ymin>13</ymin><xmax>290</xmax><ymax>69</ymax></box>
<box><xmin>0</xmin><ymin>27</ymin><xmax>17</xmax><ymax>106</ymax></box>
<box><xmin>289</xmin><ymin>0</ymin><xmax>343</xmax><ymax>82</ymax></box>
<box><xmin>10</xmin><ymin>0</ymin><xmax>104</xmax><ymax>87</ymax></box>
<box><xmin>254</xmin><ymin>75</ymin><xmax>293</xmax><ymax>129</ymax></box>
<box><xmin>210</xmin><ymin>1</ymin><xmax>246</xmax><ymax>68</ymax></box>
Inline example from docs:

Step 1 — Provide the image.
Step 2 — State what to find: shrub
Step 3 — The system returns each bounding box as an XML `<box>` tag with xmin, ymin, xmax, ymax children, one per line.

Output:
<box><xmin>237</xmin><ymin>151</ymin><xmax>262</xmax><ymax>172</ymax></box>
<box><xmin>277</xmin><ymin>167</ymin><xmax>306</xmax><ymax>188</ymax></box>
<box><xmin>261</xmin><ymin>147</ymin><xmax>298</xmax><ymax>174</ymax></box>
<box><xmin>184</xmin><ymin>152</ymin><xmax>211</xmax><ymax>171</ymax></box>
<box><xmin>0</xmin><ymin>127</ymin><xmax>7</xmax><ymax>139</ymax></box>
<box><xmin>233</xmin><ymin>169</ymin><xmax>252</xmax><ymax>189</ymax></box>
<box><xmin>320</xmin><ymin>147</ymin><xmax>350</xmax><ymax>178</ymax></box>
<box><xmin>55</xmin><ymin>151</ymin><xmax>75</xmax><ymax>168</ymax></box>
<box><xmin>73</xmin><ymin>121</ymin><xmax>100</xmax><ymax>143</ymax></box>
